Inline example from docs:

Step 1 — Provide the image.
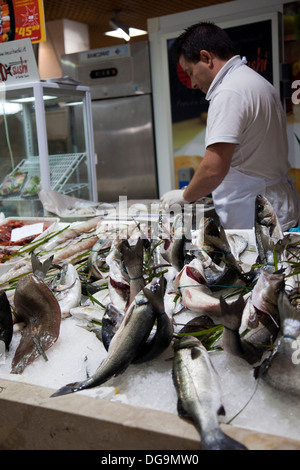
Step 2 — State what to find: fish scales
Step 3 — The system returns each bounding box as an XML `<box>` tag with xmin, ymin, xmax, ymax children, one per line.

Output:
<box><xmin>51</xmin><ymin>288</ymin><xmax>157</xmax><ymax>396</ymax></box>
<box><xmin>173</xmin><ymin>336</ymin><xmax>247</xmax><ymax>450</ymax></box>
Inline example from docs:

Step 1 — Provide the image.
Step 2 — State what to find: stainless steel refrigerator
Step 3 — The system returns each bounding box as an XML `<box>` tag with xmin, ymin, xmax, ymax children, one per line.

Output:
<box><xmin>61</xmin><ymin>41</ymin><xmax>158</xmax><ymax>202</ymax></box>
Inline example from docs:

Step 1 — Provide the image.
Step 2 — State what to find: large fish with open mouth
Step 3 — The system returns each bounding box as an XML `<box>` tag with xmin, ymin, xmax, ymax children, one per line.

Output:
<box><xmin>51</xmin><ymin>282</ymin><xmax>159</xmax><ymax>397</ymax></box>
<box><xmin>172</xmin><ymin>336</ymin><xmax>247</xmax><ymax>450</ymax></box>
<box><xmin>174</xmin><ymin>258</ymin><xmax>250</xmax><ymax>316</ymax></box>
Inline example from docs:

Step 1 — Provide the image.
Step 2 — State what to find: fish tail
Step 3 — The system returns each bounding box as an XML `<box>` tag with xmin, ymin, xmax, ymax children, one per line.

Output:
<box><xmin>201</xmin><ymin>427</ymin><xmax>248</xmax><ymax>450</ymax></box>
<box><xmin>51</xmin><ymin>376</ymin><xmax>95</xmax><ymax>397</ymax></box>
<box><xmin>143</xmin><ymin>276</ymin><xmax>166</xmax><ymax>314</ymax></box>
<box><xmin>219</xmin><ymin>295</ymin><xmax>245</xmax><ymax>331</ymax></box>
<box><xmin>31</xmin><ymin>252</ymin><xmax>54</xmax><ymax>279</ymax></box>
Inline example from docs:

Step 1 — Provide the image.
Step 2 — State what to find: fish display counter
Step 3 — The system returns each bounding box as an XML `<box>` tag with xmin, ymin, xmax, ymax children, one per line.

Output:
<box><xmin>0</xmin><ymin>197</ymin><xmax>299</xmax><ymax>450</ymax></box>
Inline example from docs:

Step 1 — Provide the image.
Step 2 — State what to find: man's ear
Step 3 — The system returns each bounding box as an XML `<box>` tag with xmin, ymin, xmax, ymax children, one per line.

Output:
<box><xmin>199</xmin><ymin>50</ymin><xmax>213</xmax><ymax>66</ymax></box>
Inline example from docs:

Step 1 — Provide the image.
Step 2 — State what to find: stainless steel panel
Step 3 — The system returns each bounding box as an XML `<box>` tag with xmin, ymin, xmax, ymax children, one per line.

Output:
<box><xmin>93</xmin><ymin>94</ymin><xmax>157</xmax><ymax>202</ymax></box>
<box><xmin>61</xmin><ymin>42</ymin><xmax>152</xmax><ymax>100</ymax></box>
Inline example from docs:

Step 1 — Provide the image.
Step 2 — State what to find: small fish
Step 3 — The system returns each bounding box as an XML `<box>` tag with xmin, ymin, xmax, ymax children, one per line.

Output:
<box><xmin>254</xmin><ymin>195</ymin><xmax>286</xmax><ymax>267</ymax></box>
<box><xmin>49</xmin><ymin>263</ymin><xmax>81</xmax><ymax>318</ymax></box>
<box><xmin>105</xmin><ymin>239</ymin><xmax>130</xmax><ymax>311</ymax></box>
<box><xmin>251</xmin><ymin>268</ymin><xmax>284</xmax><ymax>322</ymax></box>
<box><xmin>172</xmin><ymin>336</ymin><xmax>247</xmax><ymax>450</ymax></box>
<box><xmin>220</xmin><ymin>296</ymin><xmax>263</xmax><ymax>364</ymax></box>
<box><xmin>11</xmin><ymin>255</ymin><xmax>61</xmax><ymax>374</ymax></box>
<box><xmin>101</xmin><ymin>303</ymin><xmax>124</xmax><ymax>351</ymax></box>
<box><xmin>0</xmin><ymin>290</ymin><xmax>13</xmax><ymax>350</ymax></box>
<box><xmin>259</xmin><ymin>291</ymin><xmax>300</xmax><ymax>396</ymax></box>
<box><xmin>51</xmin><ymin>287</ymin><xmax>157</xmax><ymax>397</ymax></box>
<box><xmin>170</xmin><ymin>214</ymin><xmax>191</xmax><ymax>272</ymax></box>
<box><xmin>87</xmin><ymin>238</ymin><xmax>111</xmax><ymax>280</ymax></box>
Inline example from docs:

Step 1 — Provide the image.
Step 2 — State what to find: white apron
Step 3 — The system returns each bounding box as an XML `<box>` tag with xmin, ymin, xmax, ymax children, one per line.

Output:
<box><xmin>212</xmin><ymin>166</ymin><xmax>297</xmax><ymax>229</ymax></box>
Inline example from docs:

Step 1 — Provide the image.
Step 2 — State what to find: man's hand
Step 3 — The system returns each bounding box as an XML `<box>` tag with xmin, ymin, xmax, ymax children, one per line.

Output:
<box><xmin>160</xmin><ymin>189</ymin><xmax>188</xmax><ymax>209</ymax></box>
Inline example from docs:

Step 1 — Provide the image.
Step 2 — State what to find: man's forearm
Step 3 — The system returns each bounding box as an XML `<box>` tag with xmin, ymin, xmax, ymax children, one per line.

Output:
<box><xmin>182</xmin><ymin>142</ymin><xmax>235</xmax><ymax>202</ymax></box>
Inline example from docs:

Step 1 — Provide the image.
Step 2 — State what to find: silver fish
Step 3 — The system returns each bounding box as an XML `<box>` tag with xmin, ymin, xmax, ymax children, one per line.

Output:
<box><xmin>51</xmin><ymin>287</ymin><xmax>157</xmax><ymax>397</ymax></box>
<box><xmin>251</xmin><ymin>268</ymin><xmax>284</xmax><ymax>321</ymax></box>
<box><xmin>87</xmin><ymin>237</ymin><xmax>111</xmax><ymax>280</ymax></box>
<box><xmin>173</xmin><ymin>336</ymin><xmax>247</xmax><ymax>450</ymax></box>
<box><xmin>260</xmin><ymin>291</ymin><xmax>300</xmax><ymax>396</ymax></box>
<box><xmin>254</xmin><ymin>194</ymin><xmax>286</xmax><ymax>267</ymax></box>
<box><xmin>118</xmin><ymin>237</ymin><xmax>145</xmax><ymax>306</ymax></box>
<box><xmin>49</xmin><ymin>263</ymin><xmax>81</xmax><ymax>318</ymax></box>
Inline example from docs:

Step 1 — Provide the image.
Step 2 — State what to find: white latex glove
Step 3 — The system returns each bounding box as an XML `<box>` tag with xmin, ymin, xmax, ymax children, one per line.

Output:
<box><xmin>160</xmin><ymin>189</ymin><xmax>188</xmax><ymax>210</ymax></box>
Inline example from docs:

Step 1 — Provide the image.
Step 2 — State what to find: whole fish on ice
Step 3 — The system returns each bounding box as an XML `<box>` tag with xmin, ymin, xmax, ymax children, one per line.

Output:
<box><xmin>51</xmin><ymin>282</ymin><xmax>158</xmax><ymax>397</ymax></box>
<box><xmin>11</xmin><ymin>254</ymin><xmax>61</xmax><ymax>374</ymax></box>
<box><xmin>172</xmin><ymin>336</ymin><xmax>247</xmax><ymax>450</ymax></box>
<box><xmin>49</xmin><ymin>263</ymin><xmax>81</xmax><ymax>318</ymax></box>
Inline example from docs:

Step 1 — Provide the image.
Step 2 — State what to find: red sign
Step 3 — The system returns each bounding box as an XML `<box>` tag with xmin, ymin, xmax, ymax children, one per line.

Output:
<box><xmin>0</xmin><ymin>0</ymin><xmax>45</xmax><ymax>44</ymax></box>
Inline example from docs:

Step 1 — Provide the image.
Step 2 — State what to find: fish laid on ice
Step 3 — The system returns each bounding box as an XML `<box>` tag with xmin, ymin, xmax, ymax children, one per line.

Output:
<box><xmin>105</xmin><ymin>239</ymin><xmax>130</xmax><ymax>311</ymax></box>
<box><xmin>169</xmin><ymin>214</ymin><xmax>191</xmax><ymax>272</ymax></box>
<box><xmin>172</xmin><ymin>336</ymin><xmax>247</xmax><ymax>450</ymax></box>
<box><xmin>87</xmin><ymin>237</ymin><xmax>112</xmax><ymax>280</ymax></box>
<box><xmin>259</xmin><ymin>291</ymin><xmax>300</xmax><ymax>396</ymax></box>
<box><xmin>11</xmin><ymin>254</ymin><xmax>61</xmax><ymax>374</ymax></box>
<box><xmin>174</xmin><ymin>258</ymin><xmax>249</xmax><ymax>316</ymax></box>
<box><xmin>51</xmin><ymin>285</ymin><xmax>158</xmax><ymax>397</ymax></box>
<box><xmin>49</xmin><ymin>263</ymin><xmax>81</xmax><ymax>318</ymax></box>
<box><xmin>44</xmin><ymin>217</ymin><xmax>103</xmax><ymax>251</ymax></box>
<box><xmin>101</xmin><ymin>303</ymin><xmax>124</xmax><ymax>351</ymax></box>
<box><xmin>0</xmin><ymin>290</ymin><xmax>13</xmax><ymax>350</ymax></box>
<box><xmin>254</xmin><ymin>194</ymin><xmax>286</xmax><ymax>268</ymax></box>
<box><xmin>251</xmin><ymin>268</ymin><xmax>284</xmax><ymax>322</ymax></box>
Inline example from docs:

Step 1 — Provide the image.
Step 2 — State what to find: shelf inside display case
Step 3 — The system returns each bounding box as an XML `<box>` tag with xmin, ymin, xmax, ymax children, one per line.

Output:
<box><xmin>0</xmin><ymin>153</ymin><xmax>88</xmax><ymax>200</ymax></box>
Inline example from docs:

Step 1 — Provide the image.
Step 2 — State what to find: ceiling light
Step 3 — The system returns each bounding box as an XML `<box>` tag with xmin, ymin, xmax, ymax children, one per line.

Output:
<box><xmin>105</xmin><ymin>27</ymin><xmax>147</xmax><ymax>40</ymax></box>
<box><xmin>109</xmin><ymin>11</ymin><xmax>130</xmax><ymax>42</ymax></box>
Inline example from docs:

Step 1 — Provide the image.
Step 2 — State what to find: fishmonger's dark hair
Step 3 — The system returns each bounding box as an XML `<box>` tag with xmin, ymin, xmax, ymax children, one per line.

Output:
<box><xmin>172</xmin><ymin>22</ymin><xmax>237</xmax><ymax>63</ymax></box>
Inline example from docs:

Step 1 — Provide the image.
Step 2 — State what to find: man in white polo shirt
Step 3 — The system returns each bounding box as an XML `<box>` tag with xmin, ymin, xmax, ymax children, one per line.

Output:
<box><xmin>160</xmin><ymin>22</ymin><xmax>300</xmax><ymax>230</ymax></box>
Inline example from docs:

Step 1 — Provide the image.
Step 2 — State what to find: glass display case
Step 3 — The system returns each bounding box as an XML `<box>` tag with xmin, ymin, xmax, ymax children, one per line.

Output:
<box><xmin>0</xmin><ymin>79</ymin><xmax>98</xmax><ymax>217</ymax></box>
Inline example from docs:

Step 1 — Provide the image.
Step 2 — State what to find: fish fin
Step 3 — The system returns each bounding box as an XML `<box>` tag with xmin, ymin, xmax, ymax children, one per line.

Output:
<box><xmin>51</xmin><ymin>381</ymin><xmax>86</xmax><ymax>397</ymax></box>
<box><xmin>201</xmin><ymin>428</ymin><xmax>248</xmax><ymax>450</ymax></box>
<box><xmin>32</xmin><ymin>335</ymin><xmax>48</xmax><ymax>362</ymax></box>
<box><xmin>191</xmin><ymin>347</ymin><xmax>201</xmax><ymax>360</ymax></box>
<box><xmin>31</xmin><ymin>253</ymin><xmax>54</xmax><ymax>279</ymax></box>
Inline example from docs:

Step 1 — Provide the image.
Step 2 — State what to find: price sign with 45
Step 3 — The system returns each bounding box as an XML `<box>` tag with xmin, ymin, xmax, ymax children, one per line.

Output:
<box><xmin>16</xmin><ymin>25</ymin><xmax>40</xmax><ymax>38</ymax></box>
